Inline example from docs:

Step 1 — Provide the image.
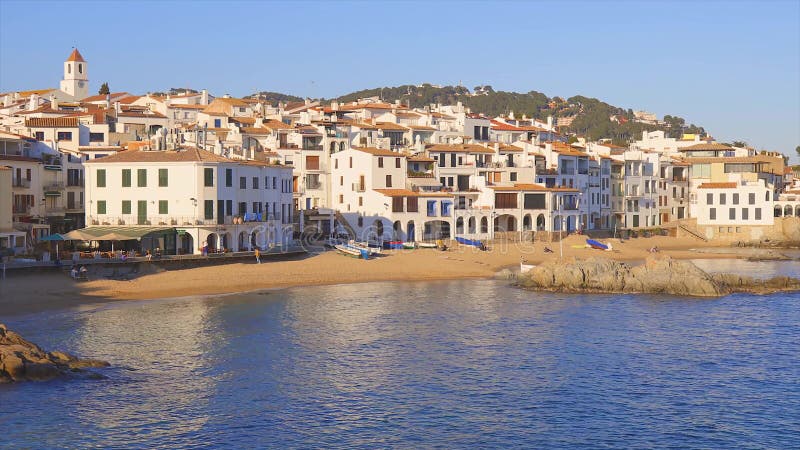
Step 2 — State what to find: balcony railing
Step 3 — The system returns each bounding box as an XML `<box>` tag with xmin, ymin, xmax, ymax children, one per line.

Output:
<box><xmin>672</xmin><ymin>176</ymin><xmax>688</xmax><ymax>182</ymax></box>
<box><xmin>301</xmin><ymin>145</ymin><xmax>323</xmax><ymax>151</ymax></box>
<box><xmin>87</xmin><ymin>214</ymin><xmax>283</xmax><ymax>227</ymax></box>
<box><xmin>12</xmin><ymin>179</ymin><xmax>31</xmax><ymax>188</ymax></box>
<box><xmin>352</xmin><ymin>183</ymin><xmax>365</xmax><ymax>192</ymax></box>
<box><xmin>44</xmin><ymin>182</ymin><xmax>65</xmax><ymax>191</ymax></box>
<box><xmin>305</xmin><ymin>181</ymin><xmax>322</xmax><ymax>190</ymax></box>
<box><xmin>67</xmin><ymin>203</ymin><xmax>85</xmax><ymax>211</ymax></box>
<box><xmin>45</xmin><ymin>207</ymin><xmax>66</xmax><ymax>216</ymax></box>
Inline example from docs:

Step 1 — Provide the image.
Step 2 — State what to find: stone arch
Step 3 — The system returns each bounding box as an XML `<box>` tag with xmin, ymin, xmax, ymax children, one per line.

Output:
<box><xmin>206</xmin><ymin>233</ymin><xmax>218</xmax><ymax>251</ymax></box>
<box><xmin>553</xmin><ymin>215</ymin><xmax>562</xmax><ymax>231</ymax></box>
<box><xmin>456</xmin><ymin>216</ymin><xmax>464</xmax><ymax>234</ymax></box>
<box><xmin>775</xmin><ymin>205</ymin><xmax>782</xmax><ymax>217</ymax></box>
<box><xmin>238</xmin><ymin>231</ymin><xmax>248</xmax><ymax>251</ymax></box>
<box><xmin>796</xmin><ymin>205</ymin><xmax>800</xmax><ymax>217</ymax></box>
<box><xmin>522</xmin><ymin>214</ymin><xmax>532</xmax><ymax>231</ymax></box>
<box><xmin>393</xmin><ymin>220</ymin><xmax>402</xmax><ymax>240</ymax></box>
<box><xmin>375</xmin><ymin>219</ymin><xmax>384</xmax><ymax>239</ymax></box>
<box><xmin>468</xmin><ymin>216</ymin><xmax>476</xmax><ymax>234</ymax></box>
<box><xmin>329</xmin><ymin>141</ymin><xmax>336</xmax><ymax>154</ymax></box>
<box><xmin>480</xmin><ymin>216</ymin><xmax>488</xmax><ymax>233</ymax></box>
<box><xmin>407</xmin><ymin>221</ymin><xmax>416</xmax><ymax>241</ymax></box>
<box><xmin>784</xmin><ymin>205</ymin><xmax>792</xmax><ymax>217</ymax></box>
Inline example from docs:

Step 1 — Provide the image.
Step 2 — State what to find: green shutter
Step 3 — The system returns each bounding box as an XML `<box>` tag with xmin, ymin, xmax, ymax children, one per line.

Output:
<box><xmin>97</xmin><ymin>200</ymin><xmax>106</xmax><ymax>214</ymax></box>
<box><xmin>204</xmin><ymin>200</ymin><xmax>214</xmax><ymax>219</ymax></box>
<box><xmin>137</xmin><ymin>169</ymin><xmax>147</xmax><ymax>187</ymax></box>
<box><xmin>121</xmin><ymin>169</ymin><xmax>131</xmax><ymax>187</ymax></box>
<box><xmin>226</xmin><ymin>168</ymin><xmax>232</xmax><ymax>187</ymax></box>
<box><xmin>204</xmin><ymin>168</ymin><xmax>214</xmax><ymax>187</ymax></box>
<box><xmin>159</xmin><ymin>200</ymin><xmax>168</xmax><ymax>214</ymax></box>
<box><xmin>158</xmin><ymin>169</ymin><xmax>168</xmax><ymax>187</ymax></box>
<box><xmin>96</xmin><ymin>169</ymin><xmax>106</xmax><ymax>187</ymax></box>
<box><xmin>122</xmin><ymin>200</ymin><xmax>131</xmax><ymax>214</ymax></box>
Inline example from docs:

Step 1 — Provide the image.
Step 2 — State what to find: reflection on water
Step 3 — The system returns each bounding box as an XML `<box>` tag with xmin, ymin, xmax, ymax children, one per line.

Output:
<box><xmin>1</xmin><ymin>279</ymin><xmax>799</xmax><ymax>448</ymax></box>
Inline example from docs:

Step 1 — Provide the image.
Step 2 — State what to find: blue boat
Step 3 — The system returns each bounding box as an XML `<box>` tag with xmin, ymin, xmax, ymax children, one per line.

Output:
<box><xmin>455</xmin><ymin>237</ymin><xmax>483</xmax><ymax>248</ymax></box>
<box><xmin>383</xmin><ymin>240</ymin><xmax>404</xmax><ymax>250</ymax></box>
<box><xmin>586</xmin><ymin>238</ymin><xmax>612</xmax><ymax>251</ymax></box>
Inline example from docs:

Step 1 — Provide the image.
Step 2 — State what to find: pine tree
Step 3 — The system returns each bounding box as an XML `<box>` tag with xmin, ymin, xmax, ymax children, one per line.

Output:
<box><xmin>98</xmin><ymin>82</ymin><xmax>110</xmax><ymax>95</ymax></box>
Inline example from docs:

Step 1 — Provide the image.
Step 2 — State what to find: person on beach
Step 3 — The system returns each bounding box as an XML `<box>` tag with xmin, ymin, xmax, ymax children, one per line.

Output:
<box><xmin>70</xmin><ymin>266</ymin><xmax>78</xmax><ymax>279</ymax></box>
<box><xmin>254</xmin><ymin>248</ymin><xmax>261</xmax><ymax>264</ymax></box>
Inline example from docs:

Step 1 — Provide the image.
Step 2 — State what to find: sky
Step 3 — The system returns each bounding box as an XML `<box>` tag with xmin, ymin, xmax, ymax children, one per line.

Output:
<box><xmin>1</xmin><ymin>0</ymin><xmax>798</xmax><ymax>162</ymax></box>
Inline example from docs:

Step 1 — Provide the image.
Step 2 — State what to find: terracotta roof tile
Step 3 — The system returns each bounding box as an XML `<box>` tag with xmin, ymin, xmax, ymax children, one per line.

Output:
<box><xmin>425</xmin><ymin>143</ymin><xmax>494</xmax><ymax>154</ymax></box>
<box><xmin>84</xmin><ymin>147</ymin><xmax>232</xmax><ymax>164</ymax></box>
<box><xmin>374</xmin><ymin>189</ymin><xmax>453</xmax><ymax>198</ymax></box>
<box><xmin>66</xmin><ymin>48</ymin><xmax>85</xmax><ymax>62</ymax></box>
<box><xmin>679</xmin><ymin>143</ymin><xmax>733</xmax><ymax>152</ymax></box>
<box><xmin>353</xmin><ymin>147</ymin><xmax>404</xmax><ymax>157</ymax></box>
<box><xmin>697</xmin><ymin>182</ymin><xmax>737</xmax><ymax>189</ymax></box>
<box><xmin>25</xmin><ymin>117</ymin><xmax>79</xmax><ymax>127</ymax></box>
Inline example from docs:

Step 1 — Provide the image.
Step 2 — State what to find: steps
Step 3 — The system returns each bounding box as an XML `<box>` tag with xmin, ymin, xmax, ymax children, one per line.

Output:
<box><xmin>333</xmin><ymin>211</ymin><xmax>357</xmax><ymax>238</ymax></box>
<box><xmin>678</xmin><ymin>224</ymin><xmax>708</xmax><ymax>242</ymax></box>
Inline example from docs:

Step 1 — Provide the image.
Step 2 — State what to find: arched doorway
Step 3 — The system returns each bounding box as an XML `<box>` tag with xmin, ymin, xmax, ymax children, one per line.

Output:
<box><xmin>180</xmin><ymin>232</ymin><xmax>194</xmax><ymax>255</ymax></box>
<box><xmin>424</xmin><ymin>220</ymin><xmax>450</xmax><ymax>240</ymax></box>
<box><xmin>795</xmin><ymin>205</ymin><xmax>800</xmax><ymax>217</ymax></box>
<box><xmin>480</xmin><ymin>217</ymin><xmax>488</xmax><ymax>233</ymax></box>
<box><xmin>536</xmin><ymin>214</ymin><xmax>545</xmax><ymax>231</ymax></box>
<box><xmin>566</xmin><ymin>216</ymin><xmax>575</xmax><ymax>232</ymax></box>
<box><xmin>407</xmin><ymin>221</ymin><xmax>415</xmax><ymax>241</ymax></box>
<box><xmin>375</xmin><ymin>220</ymin><xmax>384</xmax><ymax>240</ymax></box>
<box><xmin>522</xmin><ymin>214</ymin><xmax>532</xmax><ymax>231</ymax></box>
<box><xmin>468</xmin><ymin>217</ymin><xmax>476</xmax><ymax>234</ymax></box>
<box><xmin>393</xmin><ymin>220</ymin><xmax>402</xmax><ymax>240</ymax></box>
<box><xmin>553</xmin><ymin>215</ymin><xmax>562</xmax><ymax>231</ymax></box>
<box><xmin>494</xmin><ymin>214</ymin><xmax>516</xmax><ymax>232</ymax></box>
<box><xmin>250</xmin><ymin>230</ymin><xmax>259</xmax><ymax>250</ymax></box>
<box><xmin>456</xmin><ymin>217</ymin><xmax>464</xmax><ymax>234</ymax></box>
<box><xmin>784</xmin><ymin>205</ymin><xmax>792</xmax><ymax>217</ymax></box>
<box><xmin>206</xmin><ymin>233</ymin><xmax>217</xmax><ymax>251</ymax></box>
<box><xmin>220</xmin><ymin>232</ymin><xmax>231</xmax><ymax>251</ymax></box>
<box><xmin>775</xmin><ymin>206</ymin><xmax>782</xmax><ymax>217</ymax></box>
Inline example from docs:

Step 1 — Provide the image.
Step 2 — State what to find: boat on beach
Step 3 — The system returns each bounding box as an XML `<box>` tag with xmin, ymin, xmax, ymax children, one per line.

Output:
<box><xmin>417</xmin><ymin>242</ymin><xmax>437</xmax><ymax>249</ymax></box>
<box><xmin>455</xmin><ymin>237</ymin><xmax>486</xmax><ymax>250</ymax></box>
<box><xmin>384</xmin><ymin>240</ymin><xmax>404</xmax><ymax>250</ymax></box>
<box><xmin>349</xmin><ymin>241</ymin><xmax>382</xmax><ymax>255</ymax></box>
<box><xmin>520</xmin><ymin>259</ymin><xmax>535</xmax><ymax>274</ymax></box>
<box><xmin>586</xmin><ymin>238</ymin><xmax>613</xmax><ymax>251</ymax></box>
<box><xmin>335</xmin><ymin>244</ymin><xmax>370</xmax><ymax>260</ymax></box>
<box><xmin>402</xmin><ymin>242</ymin><xmax>416</xmax><ymax>249</ymax></box>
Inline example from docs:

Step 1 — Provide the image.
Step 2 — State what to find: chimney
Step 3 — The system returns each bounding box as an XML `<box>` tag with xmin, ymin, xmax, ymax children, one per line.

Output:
<box><xmin>105</xmin><ymin>93</ymin><xmax>111</xmax><ymax>109</ymax></box>
<box><xmin>509</xmin><ymin>110</ymin><xmax>515</xmax><ymax>120</ymax></box>
<box><xmin>201</xmin><ymin>89</ymin><xmax>209</xmax><ymax>105</ymax></box>
<box><xmin>547</xmin><ymin>116</ymin><xmax>553</xmax><ymax>130</ymax></box>
<box><xmin>394</xmin><ymin>99</ymin><xmax>400</xmax><ymax>106</ymax></box>
<box><xmin>3</xmin><ymin>95</ymin><xmax>10</xmax><ymax>107</ymax></box>
<box><xmin>114</xmin><ymin>101</ymin><xmax>121</xmax><ymax>114</ymax></box>
<box><xmin>304</xmin><ymin>98</ymin><xmax>311</xmax><ymax>106</ymax></box>
<box><xmin>331</xmin><ymin>100</ymin><xmax>339</xmax><ymax>111</ymax></box>
<box><xmin>223</xmin><ymin>94</ymin><xmax>231</xmax><ymax>99</ymax></box>
<box><xmin>28</xmin><ymin>93</ymin><xmax>39</xmax><ymax>111</ymax></box>
<box><xmin>51</xmin><ymin>95</ymin><xmax>59</xmax><ymax>110</ymax></box>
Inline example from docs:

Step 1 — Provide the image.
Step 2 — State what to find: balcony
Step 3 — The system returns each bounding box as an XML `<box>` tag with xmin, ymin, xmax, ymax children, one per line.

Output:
<box><xmin>12</xmin><ymin>178</ymin><xmax>31</xmax><ymax>188</ymax></box>
<box><xmin>45</xmin><ymin>207</ymin><xmax>66</xmax><ymax>217</ymax></box>
<box><xmin>672</xmin><ymin>176</ymin><xmax>688</xmax><ymax>182</ymax></box>
<box><xmin>352</xmin><ymin>183</ymin><xmax>365</xmax><ymax>192</ymax></box>
<box><xmin>301</xmin><ymin>145</ymin><xmax>323</xmax><ymax>151</ymax></box>
<box><xmin>305</xmin><ymin>181</ymin><xmax>322</xmax><ymax>190</ymax></box>
<box><xmin>44</xmin><ymin>182</ymin><xmax>65</xmax><ymax>191</ymax></box>
<box><xmin>67</xmin><ymin>203</ymin><xmax>85</xmax><ymax>211</ymax></box>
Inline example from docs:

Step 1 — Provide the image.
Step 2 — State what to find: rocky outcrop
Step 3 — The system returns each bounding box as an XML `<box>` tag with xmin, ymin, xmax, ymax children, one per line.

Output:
<box><xmin>0</xmin><ymin>324</ymin><xmax>109</xmax><ymax>383</ymax></box>
<box><xmin>517</xmin><ymin>255</ymin><xmax>800</xmax><ymax>297</ymax></box>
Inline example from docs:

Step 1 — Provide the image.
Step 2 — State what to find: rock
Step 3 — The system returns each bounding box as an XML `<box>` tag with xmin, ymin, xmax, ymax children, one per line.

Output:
<box><xmin>517</xmin><ymin>255</ymin><xmax>800</xmax><ymax>297</ymax></box>
<box><xmin>0</xmin><ymin>323</ymin><xmax>109</xmax><ymax>383</ymax></box>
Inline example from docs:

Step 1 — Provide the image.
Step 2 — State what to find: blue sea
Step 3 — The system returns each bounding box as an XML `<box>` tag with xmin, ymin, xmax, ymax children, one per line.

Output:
<box><xmin>1</xmin><ymin>260</ymin><xmax>799</xmax><ymax>448</ymax></box>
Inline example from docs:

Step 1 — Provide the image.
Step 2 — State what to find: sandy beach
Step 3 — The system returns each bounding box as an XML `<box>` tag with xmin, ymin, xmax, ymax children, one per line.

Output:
<box><xmin>0</xmin><ymin>235</ymin><xmax>790</xmax><ymax>316</ymax></box>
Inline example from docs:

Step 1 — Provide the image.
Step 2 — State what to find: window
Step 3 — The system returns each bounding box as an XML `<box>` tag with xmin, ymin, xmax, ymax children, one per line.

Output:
<box><xmin>78</xmin><ymin>63</ymin><xmax>82</xmax><ymax>74</ymax></box>
<box><xmin>709</xmin><ymin>208</ymin><xmax>716</xmax><ymax>220</ymax></box>
<box><xmin>755</xmin><ymin>208</ymin><xmax>762</xmax><ymax>220</ymax></box>
<box><xmin>226</xmin><ymin>200</ymin><xmax>232</xmax><ymax>216</ymax></box>
<box><xmin>340</xmin><ymin>176</ymin><xmax>344</xmax><ymax>186</ymax></box>
<box><xmin>252</xmin><ymin>177</ymin><xmax>259</xmax><ymax>189</ymax></box>
<box><xmin>732</xmin><ymin>193</ymin><xmax>739</xmax><ymax>205</ymax></box>
<box><xmin>392</xmin><ymin>197</ymin><xmax>404</xmax><ymax>213</ymax></box>
<box><xmin>158</xmin><ymin>169</ymin><xmax>168</xmax><ymax>187</ymax></box>
<box><xmin>265</xmin><ymin>176</ymin><xmax>269</xmax><ymax>189</ymax></box>
<box><xmin>204</xmin><ymin>200</ymin><xmax>214</xmax><ymax>219</ymax></box>
<box><xmin>214</xmin><ymin>119</ymin><xmax>221</xmax><ymax>128</ymax></box>
<box><xmin>378</xmin><ymin>157</ymin><xmax>384</xmax><ymax>168</ymax></box>
<box><xmin>34</xmin><ymin>131</ymin><xmax>44</xmax><ymax>141</ymax></box>
<box><xmin>89</xmin><ymin>132</ymin><xmax>104</xmax><ymax>143</ymax></box>
<box><xmin>96</xmin><ymin>169</ymin><xmax>106</xmax><ymax>187</ymax></box>
<box><xmin>57</xmin><ymin>131</ymin><xmax>72</xmax><ymax>141</ymax></box>
<box><xmin>395</xmin><ymin>158</ymin><xmax>401</xmax><ymax>168</ymax></box>
<box><xmin>749</xmin><ymin>193</ymin><xmax>755</xmax><ymax>205</ymax></box>
<box><xmin>159</xmin><ymin>200</ymin><xmax>168</xmax><ymax>214</ymax></box>
<box><xmin>335</xmin><ymin>159</ymin><xmax>338</xmax><ymax>169</ymax></box>
<box><xmin>122</xmin><ymin>200</ymin><xmax>131</xmax><ymax>214</ymax></box>
<box><xmin>357</xmin><ymin>216</ymin><xmax>364</xmax><ymax>227</ymax></box>
<box><xmin>253</xmin><ymin>202</ymin><xmax>260</xmax><ymax>213</ymax></box>
<box><xmin>742</xmin><ymin>208</ymin><xmax>748</xmax><ymax>220</ymax></box>
<box><xmin>225</xmin><ymin>169</ymin><xmax>233</xmax><ymax>187</ymax></box>
<box><xmin>495</xmin><ymin>193</ymin><xmax>517</xmax><ymax>209</ymax></box>
<box><xmin>306</xmin><ymin>156</ymin><xmax>320</xmax><ymax>170</ymax></box>
<box><xmin>137</xmin><ymin>169</ymin><xmax>147</xmax><ymax>187</ymax></box>
<box><xmin>239</xmin><ymin>177</ymin><xmax>246</xmax><ymax>189</ymax></box>
<box><xmin>122</xmin><ymin>169</ymin><xmax>131</xmax><ymax>187</ymax></box>
<box><xmin>719</xmin><ymin>193</ymin><xmax>726</xmax><ymax>205</ymax></box>
<box><xmin>204</xmin><ymin>168</ymin><xmax>214</xmax><ymax>187</ymax></box>
<box><xmin>97</xmin><ymin>200</ymin><xmax>106</xmax><ymax>214</ymax></box>
<box><xmin>339</xmin><ymin>194</ymin><xmax>344</xmax><ymax>204</ymax></box>
<box><xmin>272</xmin><ymin>178</ymin><xmax>276</xmax><ymax>189</ymax></box>
<box><xmin>706</xmin><ymin>193</ymin><xmax>713</xmax><ymax>204</ymax></box>
<box><xmin>524</xmin><ymin>193</ymin><xmax>546</xmax><ymax>209</ymax></box>
<box><xmin>407</xmin><ymin>197</ymin><xmax>418</xmax><ymax>212</ymax></box>
<box><xmin>729</xmin><ymin>208</ymin><xmax>735</xmax><ymax>220</ymax></box>
<box><xmin>510</xmin><ymin>172</ymin><xmax>517</xmax><ymax>182</ymax></box>
<box><xmin>358</xmin><ymin>197</ymin><xmax>363</xmax><ymax>206</ymax></box>
<box><xmin>386</xmin><ymin>175</ymin><xmax>392</xmax><ymax>187</ymax></box>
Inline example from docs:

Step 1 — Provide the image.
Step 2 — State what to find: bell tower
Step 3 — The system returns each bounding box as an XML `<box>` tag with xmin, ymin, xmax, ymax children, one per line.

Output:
<box><xmin>60</xmin><ymin>48</ymin><xmax>88</xmax><ymax>100</ymax></box>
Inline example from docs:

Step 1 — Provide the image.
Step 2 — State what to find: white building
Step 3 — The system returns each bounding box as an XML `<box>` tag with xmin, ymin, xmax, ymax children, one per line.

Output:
<box><xmin>84</xmin><ymin>147</ymin><xmax>294</xmax><ymax>255</ymax></box>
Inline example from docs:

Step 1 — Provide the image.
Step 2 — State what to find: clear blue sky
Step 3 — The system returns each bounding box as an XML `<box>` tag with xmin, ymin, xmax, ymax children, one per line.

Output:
<box><xmin>1</xmin><ymin>0</ymin><xmax>798</xmax><ymax>161</ymax></box>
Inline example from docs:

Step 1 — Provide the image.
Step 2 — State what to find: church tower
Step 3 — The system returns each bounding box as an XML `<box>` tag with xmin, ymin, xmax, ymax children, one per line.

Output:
<box><xmin>59</xmin><ymin>48</ymin><xmax>88</xmax><ymax>100</ymax></box>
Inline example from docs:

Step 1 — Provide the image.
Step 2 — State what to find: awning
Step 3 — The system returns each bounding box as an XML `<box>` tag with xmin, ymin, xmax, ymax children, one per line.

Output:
<box><xmin>63</xmin><ymin>227</ymin><xmax>174</xmax><ymax>240</ymax></box>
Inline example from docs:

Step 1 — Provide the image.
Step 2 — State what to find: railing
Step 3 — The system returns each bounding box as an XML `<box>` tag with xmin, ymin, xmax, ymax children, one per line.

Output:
<box><xmin>12</xmin><ymin>179</ymin><xmax>31</xmax><ymax>188</ymax></box>
<box><xmin>67</xmin><ymin>203</ymin><xmax>85</xmax><ymax>211</ymax></box>
<box><xmin>302</xmin><ymin>145</ymin><xmax>323</xmax><ymax>151</ymax></box>
<box><xmin>45</xmin><ymin>207</ymin><xmax>66</xmax><ymax>216</ymax></box>
<box><xmin>306</xmin><ymin>181</ymin><xmax>322</xmax><ymax>190</ymax></box>
<box><xmin>44</xmin><ymin>182</ymin><xmax>65</xmax><ymax>191</ymax></box>
<box><xmin>87</xmin><ymin>214</ymin><xmax>283</xmax><ymax>227</ymax></box>
<box><xmin>352</xmin><ymin>183</ymin><xmax>365</xmax><ymax>192</ymax></box>
<box><xmin>12</xmin><ymin>206</ymin><xmax>32</xmax><ymax>214</ymax></box>
<box><xmin>67</xmin><ymin>179</ymin><xmax>85</xmax><ymax>187</ymax></box>
<box><xmin>672</xmin><ymin>176</ymin><xmax>688</xmax><ymax>182</ymax></box>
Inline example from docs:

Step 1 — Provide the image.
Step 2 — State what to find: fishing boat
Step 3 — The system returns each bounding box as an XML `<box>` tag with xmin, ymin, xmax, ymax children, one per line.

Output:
<box><xmin>335</xmin><ymin>244</ymin><xmax>370</xmax><ymax>259</ymax></box>
<box><xmin>455</xmin><ymin>237</ymin><xmax>485</xmax><ymax>249</ymax></box>
<box><xmin>417</xmin><ymin>241</ymin><xmax>437</xmax><ymax>249</ymax></box>
<box><xmin>349</xmin><ymin>241</ymin><xmax>382</xmax><ymax>255</ymax></box>
<box><xmin>383</xmin><ymin>240</ymin><xmax>404</xmax><ymax>250</ymax></box>
<box><xmin>402</xmin><ymin>242</ymin><xmax>417</xmax><ymax>249</ymax></box>
<box><xmin>586</xmin><ymin>238</ymin><xmax>613</xmax><ymax>251</ymax></box>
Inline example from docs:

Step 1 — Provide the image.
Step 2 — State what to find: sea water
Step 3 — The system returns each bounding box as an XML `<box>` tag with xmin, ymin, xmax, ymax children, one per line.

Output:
<box><xmin>1</xmin><ymin>263</ymin><xmax>799</xmax><ymax>448</ymax></box>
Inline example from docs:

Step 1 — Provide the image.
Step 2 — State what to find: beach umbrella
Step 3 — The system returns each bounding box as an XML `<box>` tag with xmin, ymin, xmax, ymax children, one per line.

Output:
<box><xmin>39</xmin><ymin>233</ymin><xmax>64</xmax><ymax>258</ymax></box>
<box><xmin>95</xmin><ymin>232</ymin><xmax>131</xmax><ymax>253</ymax></box>
<box><xmin>62</xmin><ymin>229</ymin><xmax>98</xmax><ymax>241</ymax></box>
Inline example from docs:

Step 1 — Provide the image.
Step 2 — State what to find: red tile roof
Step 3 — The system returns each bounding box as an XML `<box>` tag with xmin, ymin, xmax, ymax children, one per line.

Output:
<box><xmin>66</xmin><ymin>48</ymin><xmax>85</xmax><ymax>62</ymax></box>
<box><xmin>697</xmin><ymin>182</ymin><xmax>737</xmax><ymax>189</ymax></box>
<box><xmin>353</xmin><ymin>147</ymin><xmax>404</xmax><ymax>157</ymax></box>
<box><xmin>25</xmin><ymin>117</ymin><xmax>79</xmax><ymax>128</ymax></box>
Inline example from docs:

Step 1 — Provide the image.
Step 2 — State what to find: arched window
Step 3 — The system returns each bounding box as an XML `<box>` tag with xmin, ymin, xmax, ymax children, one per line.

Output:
<box><xmin>456</xmin><ymin>217</ymin><xmax>464</xmax><ymax>234</ymax></box>
<box><xmin>67</xmin><ymin>64</ymin><xmax>71</xmax><ymax>74</ymax></box>
<box><xmin>480</xmin><ymin>216</ymin><xmax>488</xmax><ymax>233</ymax></box>
<box><xmin>78</xmin><ymin>63</ymin><xmax>83</xmax><ymax>74</ymax></box>
<box><xmin>339</xmin><ymin>142</ymin><xmax>345</xmax><ymax>152</ymax></box>
<box><xmin>329</xmin><ymin>142</ymin><xmax>336</xmax><ymax>154</ymax></box>
<box><xmin>375</xmin><ymin>220</ymin><xmax>384</xmax><ymax>237</ymax></box>
<box><xmin>468</xmin><ymin>217</ymin><xmax>476</xmax><ymax>233</ymax></box>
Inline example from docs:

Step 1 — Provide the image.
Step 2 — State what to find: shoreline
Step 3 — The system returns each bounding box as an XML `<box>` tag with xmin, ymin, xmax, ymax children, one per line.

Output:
<box><xmin>1</xmin><ymin>235</ymin><xmax>796</xmax><ymax>316</ymax></box>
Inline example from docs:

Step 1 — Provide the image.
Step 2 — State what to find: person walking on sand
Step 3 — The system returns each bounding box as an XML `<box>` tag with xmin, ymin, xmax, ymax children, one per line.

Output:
<box><xmin>254</xmin><ymin>247</ymin><xmax>261</xmax><ymax>264</ymax></box>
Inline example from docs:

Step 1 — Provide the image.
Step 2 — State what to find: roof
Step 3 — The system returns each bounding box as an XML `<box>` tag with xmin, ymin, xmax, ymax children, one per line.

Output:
<box><xmin>0</xmin><ymin>131</ymin><xmax>36</xmax><ymax>141</ymax></box>
<box><xmin>685</xmin><ymin>156</ymin><xmax>779</xmax><ymax>164</ymax></box>
<box><xmin>169</xmin><ymin>103</ymin><xmax>206</xmax><ymax>110</ymax></box>
<box><xmin>352</xmin><ymin>147</ymin><xmax>404</xmax><ymax>157</ymax></box>
<box><xmin>425</xmin><ymin>143</ymin><xmax>494</xmax><ymax>154</ymax></box>
<box><xmin>0</xmin><ymin>154</ymin><xmax>40</xmax><ymax>163</ymax></box>
<box><xmin>375</xmin><ymin>122</ymin><xmax>408</xmax><ymax>131</ymax></box>
<box><xmin>118</xmin><ymin>111</ymin><xmax>167</xmax><ymax>118</ymax></box>
<box><xmin>240</xmin><ymin>127</ymin><xmax>272</xmax><ymax>135</ymax></box>
<box><xmin>490</xmin><ymin>183</ymin><xmax>579</xmax><ymax>193</ymax></box>
<box><xmin>84</xmin><ymin>147</ymin><xmax>232</xmax><ymax>164</ymax></box>
<box><xmin>408</xmin><ymin>155</ymin><xmax>435</xmax><ymax>162</ymax></box>
<box><xmin>679</xmin><ymin>143</ymin><xmax>733</xmax><ymax>152</ymax></box>
<box><xmin>25</xmin><ymin>117</ymin><xmax>79</xmax><ymax>128</ymax></box>
<box><xmin>374</xmin><ymin>189</ymin><xmax>453</xmax><ymax>198</ymax></box>
<box><xmin>697</xmin><ymin>182</ymin><xmax>737</xmax><ymax>189</ymax></box>
<box><xmin>81</xmin><ymin>92</ymin><xmax>130</xmax><ymax>103</ymax></box>
<box><xmin>66</xmin><ymin>48</ymin><xmax>85</xmax><ymax>62</ymax></box>
<box><xmin>406</xmin><ymin>125</ymin><xmax>436</xmax><ymax>131</ymax></box>
<box><xmin>490</xmin><ymin>120</ymin><xmax>524</xmax><ymax>132</ymax></box>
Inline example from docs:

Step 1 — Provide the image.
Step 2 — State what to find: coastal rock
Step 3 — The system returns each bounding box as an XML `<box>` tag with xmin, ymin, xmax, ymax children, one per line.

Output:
<box><xmin>0</xmin><ymin>324</ymin><xmax>109</xmax><ymax>383</ymax></box>
<box><xmin>517</xmin><ymin>255</ymin><xmax>799</xmax><ymax>297</ymax></box>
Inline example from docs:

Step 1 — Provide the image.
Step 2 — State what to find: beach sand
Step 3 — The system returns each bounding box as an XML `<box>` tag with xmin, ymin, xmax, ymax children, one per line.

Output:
<box><xmin>0</xmin><ymin>235</ymin><xmax>773</xmax><ymax>315</ymax></box>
